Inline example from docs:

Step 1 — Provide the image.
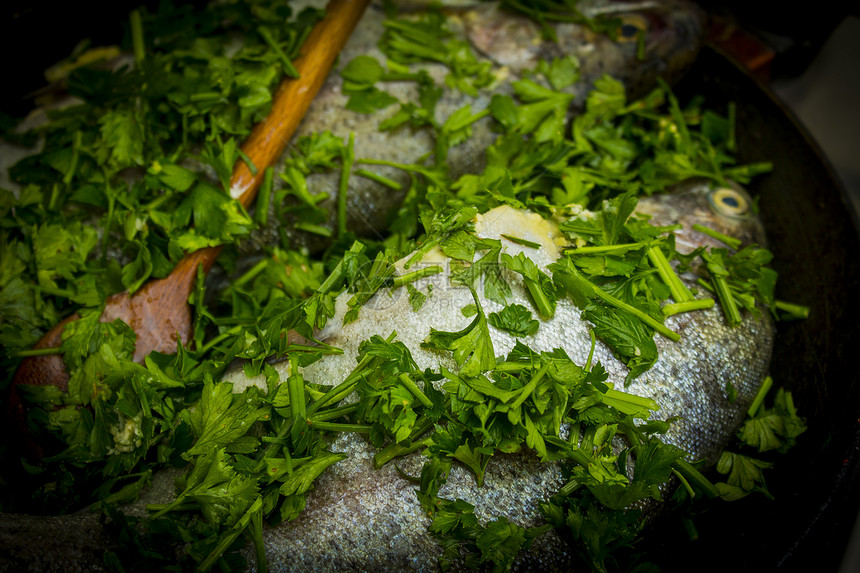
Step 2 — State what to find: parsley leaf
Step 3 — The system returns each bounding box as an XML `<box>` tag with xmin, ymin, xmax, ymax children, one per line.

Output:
<box><xmin>182</xmin><ymin>379</ymin><xmax>270</xmax><ymax>457</ymax></box>
<box><xmin>423</xmin><ymin>290</ymin><xmax>496</xmax><ymax>377</ymax></box>
<box><xmin>488</xmin><ymin>303</ymin><xmax>540</xmax><ymax>338</ymax></box>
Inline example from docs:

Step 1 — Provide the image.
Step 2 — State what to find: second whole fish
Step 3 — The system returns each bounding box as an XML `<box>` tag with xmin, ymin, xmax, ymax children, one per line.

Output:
<box><xmin>246</xmin><ymin>0</ymin><xmax>707</xmax><ymax>252</ymax></box>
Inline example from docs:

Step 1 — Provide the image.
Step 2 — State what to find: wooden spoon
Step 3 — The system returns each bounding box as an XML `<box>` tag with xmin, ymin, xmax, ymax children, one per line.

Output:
<box><xmin>9</xmin><ymin>0</ymin><xmax>371</xmax><ymax>437</ymax></box>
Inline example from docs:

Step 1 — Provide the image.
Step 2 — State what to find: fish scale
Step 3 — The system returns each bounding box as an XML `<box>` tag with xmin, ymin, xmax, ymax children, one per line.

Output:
<box><xmin>227</xmin><ymin>180</ymin><xmax>775</xmax><ymax>570</ymax></box>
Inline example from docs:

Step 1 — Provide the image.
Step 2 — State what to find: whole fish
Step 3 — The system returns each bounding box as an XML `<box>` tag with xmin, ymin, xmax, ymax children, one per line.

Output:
<box><xmin>246</xmin><ymin>0</ymin><xmax>706</xmax><ymax>251</ymax></box>
<box><xmin>217</xmin><ymin>178</ymin><xmax>773</xmax><ymax>571</ymax></box>
<box><xmin>0</xmin><ymin>180</ymin><xmax>773</xmax><ymax>572</ymax></box>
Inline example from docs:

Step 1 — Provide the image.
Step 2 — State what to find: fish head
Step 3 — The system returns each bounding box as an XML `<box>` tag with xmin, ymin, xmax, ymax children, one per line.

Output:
<box><xmin>571</xmin><ymin>0</ymin><xmax>708</xmax><ymax>99</ymax></box>
<box><xmin>462</xmin><ymin>0</ymin><xmax>706</xmax><ymax>101</ymax></box>
<box><xmin>592</xmin><ymin>0</ymin><xmax>707</xmax><ymax>90</ymax></box>
<box><xmin>636</xmin><ymin>178</ymin><xmax>767</xmax><ymax>253</ymax></box>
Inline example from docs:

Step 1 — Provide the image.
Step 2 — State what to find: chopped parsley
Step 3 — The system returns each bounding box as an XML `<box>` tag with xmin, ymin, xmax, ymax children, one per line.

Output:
<box><xmin>0</xmin><ymin>1</ymin><xmax>807</xmax><ymax>571</ymax></box>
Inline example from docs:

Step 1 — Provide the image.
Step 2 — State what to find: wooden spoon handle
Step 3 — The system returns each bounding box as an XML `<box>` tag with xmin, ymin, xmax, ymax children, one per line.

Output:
<box><xmin>157</xmin><ymin>0</ymin><xmax>373</xmax><ymax>335</ymax></box>
<box><xmin>233</xmin><ymin>0</ymin><xmax>372</xmax><ymax>208</ymax></box>
<box><xmin>187</xmin><ymin>0</ymin><xmax>372</xmax><ymax>273</ymax></box>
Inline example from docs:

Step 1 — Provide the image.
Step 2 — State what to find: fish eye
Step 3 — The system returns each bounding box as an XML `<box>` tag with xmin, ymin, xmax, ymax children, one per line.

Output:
<box><xmin>708</xmin><ymin>187</ymin><xmax>752</xmax><ymax>218</ymax></box>
<box><xmin>616</xmin><ymin>14</ymin><xmax>648</xmax><ymax>42</ymax></box>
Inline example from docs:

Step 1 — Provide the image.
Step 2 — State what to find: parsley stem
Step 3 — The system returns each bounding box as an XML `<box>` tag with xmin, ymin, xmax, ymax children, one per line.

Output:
<box><xmin>318</xmin><ymin>241</ymin><xmax>366</xmax><ymax>294</ymax></box>
<box><xmin>63</xmin><ymin>131</ymin><xmax>82</xmax><ymax>186</ymax></box>
<box><xmin>568</xmin><ymin>422</ymin><xmax>581</xmax><ymax>446</ymax></box>
<box><xmin>672</xmin><ymin>458</ymin><xmax>719</xmax><ymax>499</ymax></box>
<box><xmin>557</xmin><ymin>478</ymin><xmax>582</xmax><ymax>498</ymax></box>
<box><xmin>233</xmin><ymin>258</ymin><xmax>268</xmax><ymax>289</ymax></box>
<box><xmin>563</xmin><ymin>243</ymin><xmax>644</xmax><ymax>255</ymax></box>
<box><xmin>144</xmin><ymin>191</ymin><xmax>172</xmax><ymax>211</ymax></box>
<box><xmin>309</xmin><ymin>421</ymin><xmax>371</xmax><ymax>433</ymax></box>
<box><xmin>391</xmin><ymin>266</ymin><xmax>442</xmax><ymax>290</ymax></box>
<box><xmin>691</xmin><ymin>224</ymin><xmax>741</xmax><ymax>250</ymax></box>
<box><xmin>285</xmin><ymin>343</ymin><xmax>344</xmax><ymax>355</ymax></box>
<box><xmin>249</xmin><ymin>503</ymin><xmax>268</xmax><ymax>573</ymax></box>
<box><xmin>355</xmin><ymin>168</ymin><xmax>402</xmax><ymax>190</ymax></box>
<box><xmin>374</xmin><ymin>435</ymin><xmax>434</xmax><ymax>469</ymax></box>
<box><xmin>309</xmin><ymin>403</ymin><xmax>358</xmax><ymax>423</ymax></box>
<box><xmin>565</xmin><ymin>446</ymin><xmax>596</xmax><ymax>471</ymax></box>
<box><xmin>710</xmin><ymin>275</ymin><xmax>742</xmax><ymax>326</ymax></box>
<box><xmin>257</xmin><ymin>26</ymin><xmax>299</xmax><ymax>78</ymax></box>
<box><xmin>553</xmin><ymin>260</ymin><xmax>679</xmax><ymax>340</ymax></box>
<box><xmin>255</xmin><ymin>419</ymin><xmax>299</xmax><ymax>468</ymax></box>
<box><xmin>591</xmin><ymin>288</ymin><xmax>680</xmax><ymax>342</ymax></box>
<box><xmin>32</xmin><ymin>285</ymin><xmax>75</xmax><ymax>298</ymax></box>
<box><xmin>189</xmin><ymin>91</ymin><xmax>222</xmax><ymax>102</ymax></box>
<box><xmin>101</xmin><ymin>176</ymin><xmax>115</xmax><ymax>262</ymax></box>
<box><xmin>647</xmin><ymin>245</ymin><xmax>692</xmax><ymax>303</ymax></box>
<box><xmin>660</xmin><ymin>78</ymin><xmax>693</xmax><ymax>155</ymax></box>
<box><xmin>585</xmin><ymin>330</ymin><xmax>596</xmax><ymax>372</ymax></box>
<box><xmin>373</xmin><ymin>415</ymin><xmax>438</xmax><ymax>468</ymax></box>
<box><xmin>662</xmin><ymin>298</ymin><xmax>715</xmax><ymax>317</ymax></box>
<box><xmin>146</xmin><ymin>501</ymin><xmax>198</xmax><ymax>514</ymax></box>
<box><xmin>260</xmin><ymin>436</ymin><xmax>291</xmax><ymax>445</ymax></box>
<box><xmin>398</xmin><ymin>373</ymin><xmax>434</xmax><ymax>409</ymax></box>
<box><xmin>602</xmin><ymin>389</ymin><xmax>659</xmax><ymax>416</ymax></box>
<box><xmin>403</xmin><ymin>238</ymin><xmax>442</xmax><ymax>270</ymax></box>
<box><xmin>149</xmin><ymin>496</ymin><xmax>192</xmax><ymax>520</ymax></box>
<box><xmin>510</xmin><ymin>362</ymin><xmax>549</xmax><ymax>411</ymax></box>
<box><xmin>15</xmin><ymin>347</ymin><xmax>62</xmax><ymax>357</ymax></box>
<box><xmin>237</xmin><ymin>148</ymin><xmax>257</xmax><ymax>176</ymax></box>
<box><xmin>198</xmin><ymin>326</ymin><xmax>242</xmax><ymax>354</ymax></box>
<box><xmin>493</xmin><ymin>362</ymin><xmax>533</xmax><ymax>373</ymax></box>
<box><xmin>747</xmin><ymin>376</ymin><xmax>773</xmax><ymax>418</ymax></box>
<box><xmin>727</xmin><ymin>102</ymin><xmax>737</xmax><ymax>153</ymax></box>
<box><xmin>501</xmin><ymin>234</ymin><xmax>542</xmax><ymax>249</ymax></box>
<box><xmin>288</xmin><ymin>356</ymin><xmax>306</xmax><ymax>430</ymax></box>
<box><xmin>523</xmin><ymin>277</ymin><xmax>555</xmax><ymax>319</ymax></box>
<box><xmin>130</xmin><ymin>10</ymin><xmax>145</xmax><ymax>66</ymax></box>
<box><xmin>255</xmin><ymin>167</ymin><xmax>274</xmax><ymax>225</ymax></box>
<box><xmin>295</xmin><ymin>222</ymin><xmax>333</xmax><ymax>237</ymax></box>
<box><xmin>724</xmin><ymin>162</ymin><xmax>773</xmax><ymax>182</ymax></box>
<box><xmin>682</xmin><ymin>515</ymin><xmax>700</xmax><ymax>541</ymax></box>
<box><xmin>337</xmin><ymin>133</ymin><xmax>355</xmax><ymax>237</ymax></box>
<box><xmin>48</xmin><ymin>183</ymin><xmax>61</xmax><ymax>213</ymax></box>
<box><xmin>696</xmin><ymin>278</ymin><xmax>747</xmax><ymax>325</ymax></box>
<box><xmin>774</xmin><ymin>300</ymin><xmax>810</xmax><ymax>320</ymax></box>
<box><xmin>672</xmin><ymin>469</ymin><xmax>696</xmax><ymax>499</ymax></box>
<box><xmin>636</xmin><ymin>28</ymin><xmax>646</xmax><ymax>60</ymax></box>
<box><xmin>355</xmin><ymin>157</ymin><xmax>442</xmax><ymax>184</ymax></box>
<box><xmin>305</xmin><ymin>356</ymin><xmax>373</xmax><ymax>417</ymax></box>
<box><xmin>199</xmin><ymin>497</ymin><xmax>264</xmax><ymax>572</ymax></box>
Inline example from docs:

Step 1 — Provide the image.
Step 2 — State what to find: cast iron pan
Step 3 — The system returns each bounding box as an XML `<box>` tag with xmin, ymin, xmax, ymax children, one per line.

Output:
<box><xmin>649</xmin><ymin>45</ymin><xmax>860</xmax><ymax>571</ymax></box>
<box><xmin>2</xmin><ymin>3</ymin><xmax>859</xmax><ymax>570</ymax></box>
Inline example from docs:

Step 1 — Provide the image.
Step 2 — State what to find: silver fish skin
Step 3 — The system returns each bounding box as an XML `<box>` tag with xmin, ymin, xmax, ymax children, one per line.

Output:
<box><xmin>244</xmin><ymin>0</ymin><xmax>706</xmax><ymax>252</ymax></box>
<box><xmin>220</xmin><ymin>178</ymin><xmax>774</xmax><ymax>571</ymax></box>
